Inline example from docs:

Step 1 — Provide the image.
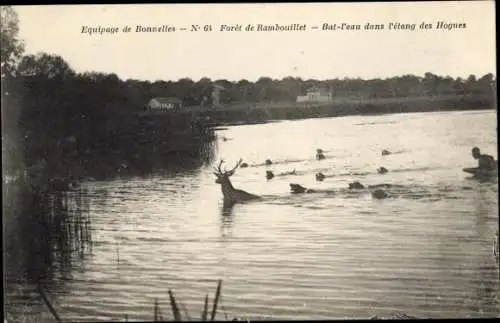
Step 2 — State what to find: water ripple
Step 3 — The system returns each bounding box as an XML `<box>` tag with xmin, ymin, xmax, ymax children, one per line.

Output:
<box><xmin>5</xmin><ymin>110</ymin><xmax>499</xmax><ymax>321</ymax></box>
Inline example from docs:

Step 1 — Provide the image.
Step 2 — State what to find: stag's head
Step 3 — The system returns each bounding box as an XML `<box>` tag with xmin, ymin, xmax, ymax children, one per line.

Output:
<box><xmin>213</xmin><ymin>159</ymin><xmax>243</xmax><ymax>184</ymax></box>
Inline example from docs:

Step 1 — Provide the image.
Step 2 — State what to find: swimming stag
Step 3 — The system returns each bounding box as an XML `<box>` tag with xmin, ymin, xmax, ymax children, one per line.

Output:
<box><xmin>214</xmin><ymin>159</ymin><xmax>261</xmax><ymax>207</ymax></box>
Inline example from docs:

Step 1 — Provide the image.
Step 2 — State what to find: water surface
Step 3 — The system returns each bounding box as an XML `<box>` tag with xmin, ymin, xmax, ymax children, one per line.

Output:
<box><xmin>4</xmin><ymin>110</ymin><xmax>499</xmax><ymax>321</ymax></box>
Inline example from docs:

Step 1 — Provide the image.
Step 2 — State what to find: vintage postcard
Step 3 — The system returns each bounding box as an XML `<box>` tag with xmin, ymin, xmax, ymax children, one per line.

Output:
<box><xmin>2</xmin><ymin>1</ymin><xmax>498</xmax><ymax>322</ymax></box>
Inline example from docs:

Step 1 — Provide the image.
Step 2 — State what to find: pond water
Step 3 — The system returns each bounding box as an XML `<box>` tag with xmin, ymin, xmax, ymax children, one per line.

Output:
<box><xmin>4</xmin><ymin>110</ymin><xmax>499</xmax><ymax>321</ymax></box>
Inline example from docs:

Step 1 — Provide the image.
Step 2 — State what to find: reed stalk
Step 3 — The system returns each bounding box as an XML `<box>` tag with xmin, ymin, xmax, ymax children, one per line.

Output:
<box><xmin>37</xmin><ymin>283</ymin><xmax>62</xmax><ymax>323</ymax></box>
<box><xmin>154</xmin><ymin>297</ymin><xmax>159</xmax><ymax>321</ymax></box>
<box><xmin>168</xmin><ymin>290</ymin><xmax>182</xmax><ymax>321</ymax></box>
<box><xmin>201</xmin><ymin>294</ymin><xmax>209</xmax><ymax>321</ymax></box>
<box><xmin>210</xmin><ymin>280</ymin><xmax>222</xmax><ymax>321</ymax></box>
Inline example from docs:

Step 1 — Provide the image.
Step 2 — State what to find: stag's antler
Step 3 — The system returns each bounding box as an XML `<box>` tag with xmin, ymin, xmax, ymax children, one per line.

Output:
<box><xmin>226</xmin><ymin>158</ymin><xmax>243</xmax><ymax>175</ymax></box>
<box><xmin>214</xmin><ymin>160</ymin><xmax>224</xmax><ymax>174</ymax></box>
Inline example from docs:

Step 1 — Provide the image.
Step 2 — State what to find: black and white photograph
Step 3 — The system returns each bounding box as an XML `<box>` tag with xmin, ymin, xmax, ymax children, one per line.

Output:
<box><xmin>2</xmin><ymin>1</ymin><xmax>498</xmax><ymax>321</ymax></box>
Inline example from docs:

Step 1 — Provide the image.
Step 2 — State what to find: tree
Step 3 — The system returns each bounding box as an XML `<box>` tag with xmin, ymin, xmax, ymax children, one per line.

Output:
<box><xmin>1</xmin><ymin>6</ymin><xmax>25</xmax><ymax>78</ymax></box>
<box><xmin>464</xmin><ymin>74</ymin><xmax>478</xmax><ymax>94</ymax></box>
<box><xmin>81</xmin><ymin>71</ymin><xmax>111</xmax><ymax>82</ymax></box>
<box><xmin>279</xmin><ymin>76</ymin><xmax>302</xmax><ymax>99</ymax></box>
<box><xmin>478</xmin><ymin>73</ymin><xmax>494</xmax><ymax>83</ymax></box>
<box><xmin>195</xmin><ymin>77</ymin><xmax>213</xmax><ymax>105</ymax></box>
<box><xmin>1</xmin><ymin>6</ymin><xmax>26</xmax><ymax>175</ymax></box>
<box><xmin>466</xmin><ymin>74</ymin><xmax>477</xmax><ymax>83</ymax></box>
<box><xmin>17</xmin><ymin>53</ymin><xmax>75</xmax><ymax>79</ymax></box>
<box><xmin>422</xmin><ymin>72</ymin><xmax>439</xmax><ymax>96</ymax></box>
<box><xmin>173</xmin><ymin>78</ymin><xmax>197</xmax><ymax>105</ymax></box>
<box><xmin>235</xmin><ymin>79</ymin><xmax>252</xmax><ymax>101</ymax></box>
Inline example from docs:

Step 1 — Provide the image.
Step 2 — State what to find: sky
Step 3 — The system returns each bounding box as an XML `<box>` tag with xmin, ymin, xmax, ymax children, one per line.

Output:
<box><xmin>13</xmin><ymin>1</ymin><xmax>496</xmax><ymax>82</ymax></box>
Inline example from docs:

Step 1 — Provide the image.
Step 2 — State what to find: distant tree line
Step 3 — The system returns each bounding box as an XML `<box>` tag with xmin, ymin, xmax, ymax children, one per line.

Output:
<box><xmin>5</xmin><ymin>51</ymin><xmax>495</xmax><ymax>111</ymax></box>
<box><xmin>7</xmin><ymin>55</ymin><xmax>495</xmax><ymax>109</ymax></box>
<box><xmin>198</xmin><ymin>73</ymin><xmax>496</xmax><ymax>105</ymax></box>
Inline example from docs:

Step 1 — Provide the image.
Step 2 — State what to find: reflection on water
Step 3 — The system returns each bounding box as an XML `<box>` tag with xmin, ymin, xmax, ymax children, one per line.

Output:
<box><xmin>4</xmin><ymin>110</ymin><xmax>499</xmax><ymax>321</ymax></box>
<box><xmin>221</xmin><ymin>203</ymin><xmax>236</xmax><ymax>217</ymax></box>
<box><xmin>4</xmin><ymin>183</ymin><xmax>93</xmax><ymax>322</ymax></box>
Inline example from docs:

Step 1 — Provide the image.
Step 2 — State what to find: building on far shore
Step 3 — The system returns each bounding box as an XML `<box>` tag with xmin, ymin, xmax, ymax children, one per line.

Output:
<box><xmin>297</xmin><ymin>87</ymin><xmax>333</xmax><ymax>103</ymax></box>
<box><xmin>146</xmin><ymin>97</ymin><xmax>182</xmax><ymax>111</ymax></box>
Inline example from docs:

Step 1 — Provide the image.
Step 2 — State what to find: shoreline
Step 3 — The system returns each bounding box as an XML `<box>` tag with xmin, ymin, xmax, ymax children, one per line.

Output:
<box><xmin>172</xmin><ymin>94</ymin><xmax>496</xmax><ymax>127</ymax></box>
<box><xmin>213</xmin><ymin>107</ymin><xmax>497</xmax><ymax>128</ymax></box>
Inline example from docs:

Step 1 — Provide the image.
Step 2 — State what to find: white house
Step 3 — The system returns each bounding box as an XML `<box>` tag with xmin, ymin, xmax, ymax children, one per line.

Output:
<box><xmin>147</xmin><ymin>97</ymin><xmax>182</xmax><ymax>111</ymax></box>
<box><xmin>297</xmin><ymin>87</ymin><xmax>333</xmax><ymax>103</ymax></box>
